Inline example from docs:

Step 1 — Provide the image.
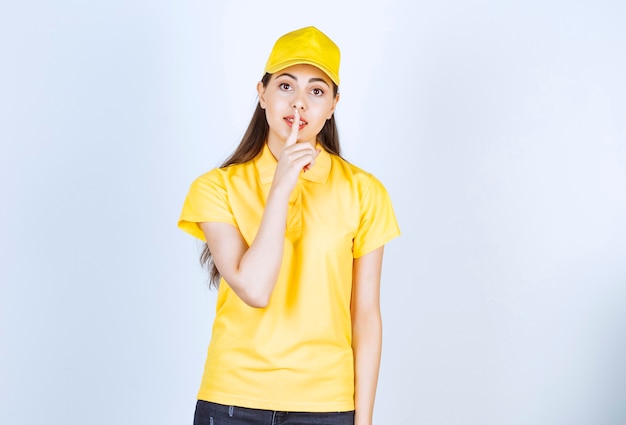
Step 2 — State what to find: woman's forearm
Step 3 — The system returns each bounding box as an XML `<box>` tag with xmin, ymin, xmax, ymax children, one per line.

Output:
<box><xmin>200</xmin><ymin>183</ymin><xmax>293</xmax><ymax>308</ymax></box>
<box><xmin>234</xmin><ymin>185</ymin><xmax>291</xmax><ymax>306</ymax></box>
<box><xmin>353</xmin><ymin>312</ymin><xmax>383</xmax><ymax>425</ymax></box>
<box><xmin>351</xmin><ymin>247</ymin><xmax>385</xmax><ymax>425</ymax></box>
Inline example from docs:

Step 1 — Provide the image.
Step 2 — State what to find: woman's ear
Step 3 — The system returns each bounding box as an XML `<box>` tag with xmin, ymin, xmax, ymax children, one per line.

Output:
<box><xmin>257</xmin><ymin>81</ymin><xmax>266</xmax><ymax>109</ymax></box>
<box><xmin>327</xmin><ymin>93</ymin><xmax>340</xmax><ymax>119</ymax></box>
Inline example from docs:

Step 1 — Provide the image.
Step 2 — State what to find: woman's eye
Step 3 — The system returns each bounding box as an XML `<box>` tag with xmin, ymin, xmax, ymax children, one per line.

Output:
<box><xmin>279</xmin><ymin>83</ymin><xmax>292</xmax><ymax>90</ymax></box>
<box><xmin>311</xmin><ymin>88</ymin><xmax>324</xmax><ymax>96</ymax></box>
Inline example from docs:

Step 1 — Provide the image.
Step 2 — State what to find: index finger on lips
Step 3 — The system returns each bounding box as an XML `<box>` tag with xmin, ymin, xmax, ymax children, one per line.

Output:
<box><xmin>285</xmin><ymin>108</ymin><xmax>299</xmax><ymax>147</ymax></box>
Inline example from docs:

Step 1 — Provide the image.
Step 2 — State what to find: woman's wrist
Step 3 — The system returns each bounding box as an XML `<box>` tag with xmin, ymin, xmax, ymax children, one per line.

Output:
<box><xmin>354</xmin><ymin>411</ymin><xmax>373</xmax><ymax>425</ymax></box>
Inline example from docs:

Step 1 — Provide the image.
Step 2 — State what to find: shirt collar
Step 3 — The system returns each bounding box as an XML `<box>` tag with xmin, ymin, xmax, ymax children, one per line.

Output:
<box><xmin>255</xmin><ymin>142</ymin><xmax>331</xmax><ymax>185</ymax></box>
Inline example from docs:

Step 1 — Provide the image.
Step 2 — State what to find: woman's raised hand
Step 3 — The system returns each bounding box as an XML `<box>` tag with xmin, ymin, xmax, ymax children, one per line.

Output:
<box><xmin>272</xmin><ymin>108</ymin><xmax>319</xmax><ymax>193</ymax></box>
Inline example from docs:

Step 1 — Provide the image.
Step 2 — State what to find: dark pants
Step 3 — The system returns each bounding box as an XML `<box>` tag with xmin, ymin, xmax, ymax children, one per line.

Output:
<box><xmin>193</xmin><ymin>400</ymin><xmax>355</xmax><ymax>425</ymax></box>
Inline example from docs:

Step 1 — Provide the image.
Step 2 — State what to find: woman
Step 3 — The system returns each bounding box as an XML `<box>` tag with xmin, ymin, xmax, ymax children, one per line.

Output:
<box><xmin>179</xmin><ymin>26</ymin><xmax>400</xmax><ymax>425</ymax></box>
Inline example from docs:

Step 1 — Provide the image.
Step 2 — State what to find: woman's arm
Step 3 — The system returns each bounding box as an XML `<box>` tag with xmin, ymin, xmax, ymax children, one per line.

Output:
<box><xmin>200</xmin><ymin>110</ymin><xmax>318</xmax><ymax>308</ymax></box>
<box><xmin>351</xmin><ymin>246</ymin><xmax>385</xmax><ymax>425</ymax></box>
<box><xmin>199</xmin><ymin>184</ymin><xmax>289</xmax><ymax>308</ymax></box>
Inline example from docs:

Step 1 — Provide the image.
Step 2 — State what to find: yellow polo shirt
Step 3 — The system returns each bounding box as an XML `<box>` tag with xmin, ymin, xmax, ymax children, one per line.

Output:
<box><xmin>178</xmin><ymin>143</ymin><xmax>400</xmax><ymax>412</ymax></box>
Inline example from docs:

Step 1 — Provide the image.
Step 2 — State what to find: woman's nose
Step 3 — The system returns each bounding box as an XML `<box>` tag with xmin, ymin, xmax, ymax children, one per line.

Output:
<box><xmin>292</xmin><ymin>93</ymin><xmax>305</xmax><ymax>110</ymax></box>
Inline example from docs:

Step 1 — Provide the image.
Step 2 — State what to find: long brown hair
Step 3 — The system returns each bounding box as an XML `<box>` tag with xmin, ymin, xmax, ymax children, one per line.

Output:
<box><xmin>201</xmin><ymin>73</ymin><xmax>341</xmax><ymax>287</ymax></box>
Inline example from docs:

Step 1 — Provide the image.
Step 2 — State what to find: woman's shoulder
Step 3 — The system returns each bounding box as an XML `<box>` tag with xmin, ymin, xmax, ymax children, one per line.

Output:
<box><xmin>191</xmin><ymin>167</ymin><xmax>224</xmax><ymax>186</ymax></box>
<box><xmin>193</xmin><ymin>161</ymin><xmax>251</xmax><ymax>184</ymax></box>
<box><xmin>329</xmin><ymin>154</ymin><xmax>385</xmax><ymax>189</ymax></box>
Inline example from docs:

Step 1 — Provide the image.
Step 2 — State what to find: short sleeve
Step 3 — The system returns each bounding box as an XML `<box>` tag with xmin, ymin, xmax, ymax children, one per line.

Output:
<box><xmin>352</xmin><ymin>174</ymin><xmax>401</xmax><ymax>258</ymax></box>
<box><xmin>177</xmin><ymin>169</ymin><xmax>236</xmax><ymax>241</ymax></box>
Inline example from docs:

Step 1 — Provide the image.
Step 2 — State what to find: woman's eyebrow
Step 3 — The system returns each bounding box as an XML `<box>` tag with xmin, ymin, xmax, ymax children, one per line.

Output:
<box><xmin>308</xmin><ymin>77</ymin><xmax>330</xmax><ymax>88</ymax></box>
<box><xmin>276</xmin><ymin>72</ymin><xmax>297</xmax><ymax>80</ymax></box>
<box><xmin>275</xmin><ymin>73</ymin><xmax>330</xmax><ymax>88</ymax></box>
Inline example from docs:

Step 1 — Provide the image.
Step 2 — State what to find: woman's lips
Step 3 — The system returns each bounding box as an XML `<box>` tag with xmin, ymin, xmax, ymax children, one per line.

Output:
<box><xmin>285</xmin><ymin>115</ymin><xmax>307</xmax><ymax>130</ymax></box>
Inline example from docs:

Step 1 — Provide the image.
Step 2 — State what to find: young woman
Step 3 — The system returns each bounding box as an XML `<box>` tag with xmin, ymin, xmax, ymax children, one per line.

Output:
<box><xmin>179</xmin><ymin>26</ymin><xmax>400</xmax><ymax>425</ymax></box>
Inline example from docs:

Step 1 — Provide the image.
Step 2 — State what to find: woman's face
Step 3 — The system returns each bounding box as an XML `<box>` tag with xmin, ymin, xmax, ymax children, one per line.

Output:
<box><xmin>258</xmin><ymin>64</ymin><xmax>339</xmax><ymax>149</ymax></box>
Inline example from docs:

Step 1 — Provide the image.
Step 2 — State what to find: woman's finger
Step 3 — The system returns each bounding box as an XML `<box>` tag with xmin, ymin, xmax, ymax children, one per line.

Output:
<box><xmin>285</xmin><ymin>108</ymin><xmax>300</xmax><ymax>147</ymax></box>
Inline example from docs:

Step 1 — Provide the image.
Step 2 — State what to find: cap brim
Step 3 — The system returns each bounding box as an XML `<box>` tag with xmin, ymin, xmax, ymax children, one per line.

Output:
<box><xmin>265</xmin><ymin>59</ymin><xmax>340</xmax><ymax>86</ymax></box>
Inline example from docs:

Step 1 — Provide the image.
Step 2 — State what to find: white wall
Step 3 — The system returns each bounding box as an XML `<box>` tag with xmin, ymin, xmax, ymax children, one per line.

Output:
<box><xmin>1</xmin><ymin>1</ymin><xmax>625</xmax><ymax>424</ymax></box>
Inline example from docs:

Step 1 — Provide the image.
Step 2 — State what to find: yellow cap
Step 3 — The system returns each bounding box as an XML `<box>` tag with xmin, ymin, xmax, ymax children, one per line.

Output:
<box><xmin>264</xmin><ymin>26</ymin><xmax>340</xmax><ymax>85</ymax></box>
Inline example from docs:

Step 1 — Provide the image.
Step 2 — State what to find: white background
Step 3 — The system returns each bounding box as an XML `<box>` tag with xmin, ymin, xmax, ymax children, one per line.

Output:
<box><xmin>1</xmin><ymin>1</ymin><xmax>625</xmax><ymax>424</ymax></box>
